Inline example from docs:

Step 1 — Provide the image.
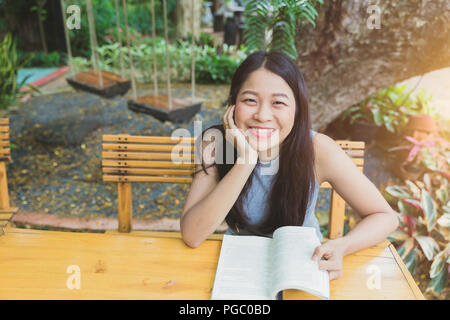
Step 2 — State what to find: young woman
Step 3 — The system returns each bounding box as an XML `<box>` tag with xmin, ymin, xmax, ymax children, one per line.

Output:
<box><xmin>181</xmin><ymin>51</ymin><xmax>399</xmax><ymax>280</ymax></box>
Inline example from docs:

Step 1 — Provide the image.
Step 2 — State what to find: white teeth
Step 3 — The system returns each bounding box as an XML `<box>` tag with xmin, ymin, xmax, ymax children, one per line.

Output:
<box><xmin>251</xmin><ymin>128</ymin><xmax>275</xmax><ymax>133</ymax></box>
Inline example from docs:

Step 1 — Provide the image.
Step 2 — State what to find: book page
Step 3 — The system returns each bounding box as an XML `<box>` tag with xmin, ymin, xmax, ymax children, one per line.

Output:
<box><xmin>211</xmin><ymin>234</ymin><xmax>274</xmax><ymax>300</ymax></box>
<box><xmin>271</xmin><ymin>226</ymin><xmax>330</xmax><ymax>300</ymax></box>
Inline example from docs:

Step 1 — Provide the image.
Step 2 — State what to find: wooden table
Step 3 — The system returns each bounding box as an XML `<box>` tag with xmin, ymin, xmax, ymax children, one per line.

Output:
<box><xmin>0</xmin><ymin>227</ymin><xmax>424</xmax><ymax>299</ymax></box>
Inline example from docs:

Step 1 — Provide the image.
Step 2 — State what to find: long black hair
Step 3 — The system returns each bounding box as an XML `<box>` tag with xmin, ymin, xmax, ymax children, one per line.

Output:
<box><xmin>194</xmin><ymin>50</ymin><xmax>316</xmax><ymax>236</ymax></box>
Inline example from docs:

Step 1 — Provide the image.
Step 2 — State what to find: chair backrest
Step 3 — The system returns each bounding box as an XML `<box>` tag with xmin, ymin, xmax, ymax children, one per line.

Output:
<box><xmin>322</xmin><ymin>140</ymin><xmax>365</xmax><ymax>239</ymax></box>
<box><xmin>0</xmin><ymin>118</ymin><xmax>14</xmax><ymax>232</ymax></box>
<box><xmin>102</xmin><ymin>134</ymin><xmax>364</xmax><ymax>237</ymax></box>
<box><xmin>0</xmin><ymin>118</ymin><xmax>10</xmax><ymax>162</ymax></box>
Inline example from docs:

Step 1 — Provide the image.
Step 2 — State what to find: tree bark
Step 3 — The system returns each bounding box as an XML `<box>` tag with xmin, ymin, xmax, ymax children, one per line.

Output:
<box><xmin>295</xmin><ymin>0</ymin><xmax>450</xmax><ymax>131</ymax></box>
<box><xmin>175</xmin><ymin>0</ymin><xmax>201</xmax><ymax>39</ymax></box>
<box><xmin>37</xmin><ymin>0</ymin><xmax>48</xmax><ymax>55</ymax></box>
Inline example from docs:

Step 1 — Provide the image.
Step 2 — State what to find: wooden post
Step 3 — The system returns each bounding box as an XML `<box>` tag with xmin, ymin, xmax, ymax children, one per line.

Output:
<box><xmin>0</xmin><ymin>162</ymin><xmax>10</xmax><ymax>210</ymax></box>
<box><xmin>117</xmin><ymin>182</ymin><xmax>132</xmax><ymax>233</ymax></box>
<box><xmin>191</xmin><ymin>0</ymin><xmax>195</xmax><ymax>102</ymax></box>
<box><xmin>328</xmin><ymin>189</ymin><xmax>346</xmax><ymax>239</ymax></box>
<box><xmin>114</xmin><ymin>0</ymin><xmax>125</xmax><ymax>78</ymax></box>
<box><xmin>60</xmin><ymin>0</ymin><xmax>73</xmax><ymax>75</ymax></box>
<box><xmin>122</xmin><ymin>0</ymin><xmax>137</xmax><ymax>100</ymax></box>
<box><xmin>86</xmin><ymin>0</ymin><xmax>103</xmax><ymax>88</ymax></box>
<box><xmin>151</xmin><ymin>0</ymin><xmax>158</xmax><ymax>96</ymax></box>
<box><xmin>163</xmin><ymin>0</ymin><xmax>173</xmax><ymax>110</ymax></box>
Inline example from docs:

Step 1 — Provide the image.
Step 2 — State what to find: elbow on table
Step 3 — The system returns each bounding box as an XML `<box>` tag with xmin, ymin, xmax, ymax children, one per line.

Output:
<box><xmin>182</xmin><ymin>234</ymin><xmax>203</xmax><ymax>248</ymax></box>
<box><xmin>180</xmin><ymin>224</ymin><xmax>204</xmax><ymax>248</ymax></box>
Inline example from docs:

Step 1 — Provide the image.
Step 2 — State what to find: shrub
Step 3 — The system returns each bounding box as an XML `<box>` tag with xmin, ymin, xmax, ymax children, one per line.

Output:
<box><xmin>0</xmin><ymin>33</ymin><xmax>32</xmax><ymax>110</ymax></box>
<box><xmin>342</xmin><ymin>84</ymin><xmax>440</xmax><ymax>134</ymax></box>
<box><xmin>386</xmin><ymin>172</ymin><xmax>450</xmax><ymax>298</ymax></box>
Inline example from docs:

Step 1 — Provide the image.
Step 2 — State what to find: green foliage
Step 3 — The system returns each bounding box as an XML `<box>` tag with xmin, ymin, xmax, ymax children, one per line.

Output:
<box><xmin>72</xmin><ymin>34</ymin><xmax>248</xmax><ymax>85</ymax></box>
<box><xmin>389</xmin><ymin>135</ymin><xmax>450</xmax><ymax>174</ymax></box>
<box><xmin>342</xmin><ymin>84</ymin><xmax>440</xmax><ymax>134</ymax></box>
<box><xmin>66</xmin><ymin>0</ymin><xmax>176</xmax><ymax>58</ymax></box>
<box><xmin>386</xmin><ymin>172</ymin><xmax>450</xmax><ymax>297</ymax></box>
<box><xmin>0</xmin><ymin>33</ymin><xmax>32</xmax><ymax>110</ymax></box>
<box><xmin>242</xmin><ymin>0</ymin><xmax>323</xmax><ymax>60</ymax></box>
<box><xmin>18</xmin><ymin>51</ymin><xmax>64</xmax><ymax>67</ymax></box>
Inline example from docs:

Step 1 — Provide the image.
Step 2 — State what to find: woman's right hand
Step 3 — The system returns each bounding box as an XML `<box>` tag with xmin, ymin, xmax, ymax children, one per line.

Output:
<box><xmin>222</xmin><ymin>105</ymin><xmax>258</xmax><ymax>165</ymax></box>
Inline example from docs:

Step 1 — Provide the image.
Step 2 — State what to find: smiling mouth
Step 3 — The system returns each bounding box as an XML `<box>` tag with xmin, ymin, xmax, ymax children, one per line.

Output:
<box><xmin>248</xmin><ymin>127</ymin><xmax>277</xmax><ymax>138</ymax></box>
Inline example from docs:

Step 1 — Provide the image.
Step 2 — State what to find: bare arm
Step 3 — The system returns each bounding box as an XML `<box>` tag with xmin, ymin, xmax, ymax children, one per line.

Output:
<box><xmin>180</xmin><ymin>140</ymin><xmax>256</xmax><ymax>248</ymax></box>
<box><xmin>314</xmin><ymin>133</ymin><xmax>399</xmax><ymax>255</ymax></box>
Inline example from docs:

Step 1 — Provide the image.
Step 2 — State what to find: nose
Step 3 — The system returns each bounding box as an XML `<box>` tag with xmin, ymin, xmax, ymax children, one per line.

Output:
<box><xmin>253</xmin><ymin>102</ymin><xmax>273</xmax><ymax>122</ymax></box>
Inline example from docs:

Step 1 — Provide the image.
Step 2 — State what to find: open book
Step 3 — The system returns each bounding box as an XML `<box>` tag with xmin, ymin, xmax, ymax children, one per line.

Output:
<box><xmin>211</xmin><ymin>226</ymin><xmax>330</xmax><ymax>300</ymax></box>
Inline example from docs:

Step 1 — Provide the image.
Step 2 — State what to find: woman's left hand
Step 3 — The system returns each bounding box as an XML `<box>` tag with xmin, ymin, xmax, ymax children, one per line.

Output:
<box><xmin>312</xmin><ymin>238</ymin><xmax>348</xmax><ymax>280</ymax></box>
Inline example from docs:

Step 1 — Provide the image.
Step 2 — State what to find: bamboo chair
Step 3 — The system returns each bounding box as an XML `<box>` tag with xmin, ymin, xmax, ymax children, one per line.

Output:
<box><xmin>0</xmin><ymin>118</ymin><xmax>17</xmax><ymax>233</ymax></box>
<box><xmin>102</xmin><ymin>133</ymin><xmax>364</xmax><ymax>238</ymax></box>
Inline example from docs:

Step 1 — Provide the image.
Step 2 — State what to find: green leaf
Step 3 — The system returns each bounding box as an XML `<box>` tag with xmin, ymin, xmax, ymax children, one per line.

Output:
<box><xmin>397</xmin><ymin>238</ymin><xmax>414</xmax><ymax>260</ymax></box>
<box><xmin>421</xmin><ymin>189</ymin><xmax>437</xmax><ymax>232</ymax></box>
<box><xmin>427</xmin><ymin>262</ymin><xmax>448</xmax><ymax>294</ymax></box>
<box><xmin>386</xmin><ymin>186</ymin><xmax>411</xmax><ymax>199</ymax></box>
<box><xmin>405</xmin><ymin>180</ymin><xmax>421</xmax><ymax>199</ymax></box>
<box><xmin>387</xmin><ymin>229</ymin><xmax>410</xmax><ymax>243</ymax></box>
<box><xmin>437</xmin><ymin>213</ymin><xmax>450</xmax><ymax>228</ymax></box>
<box><xmin>404</xmin><ymin>247</ymin><xmax>420</xmax><ymax>275</ymax></box>
<box><xmin>429</xmin><ymin>249</ymin><xmax>447</xmax><ymax>278</ymax></box>
<box><xmin>416</xmin><ymin>236</ymin><xmax>439</xmax><ymax>261</ymax></box>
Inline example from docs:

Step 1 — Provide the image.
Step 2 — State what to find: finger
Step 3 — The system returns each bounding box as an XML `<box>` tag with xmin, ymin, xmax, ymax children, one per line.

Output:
<box><xmin>312</xmin><ymin>246</ymin><xmax>326</xmax><ymax>261</ymax></box>
<box><xmin>227</xmin><ymin>105</ymin><xmax>236</xmax><ymax>129</ymax></box>
<box><xmin>222</xmin><ymin>105</ymin><xmax>231</xmax><ymax>125</ymax></box>
<box><xmin>328</xmin><ymin>270</ymin><xmax>343</xmax><ymax>281</ymax></box>
<box><xmin>318</xmin><ymin>259</ymin><xmax>340</xmax><ymax>271</ymax></box>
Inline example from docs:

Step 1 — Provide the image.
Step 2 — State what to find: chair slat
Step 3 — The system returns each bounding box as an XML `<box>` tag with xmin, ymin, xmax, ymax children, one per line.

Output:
<box><xmin>103</xmin><ymin>175</ymin><xmax>192</xmax><ymax>184</ymax></box>
<box><xmin>103</xmin><ymin>135</ymin><xmax>194</xmax><ymax>144</ymax></box>
<box><xmin>0</xmin><ymin>133</ymin><xmax>10</xmax><ymax>140</ymax></box>
<box><xmin>102</xmin><ymin>151</ymin><xmax>194</xmax><ymax>161</ymax></box>
<box><xmin>102</xmin><ymin>160</ymin><xmax>195</xmax><ymax>169</ymax></box>
<box><xmin>336</xmin><ymin>140</ymin><xmax>365</xmax><ymax>149</ymax></box>
<box><xmin>102</xmin><ymin>143</ymin><xmax>195</xmax><ymax>152</ymax></box>
<box><xmin>0</xmin><ymin>118</ymin><xmax>9</xmax><ymax>125</ymax></box>
<box><xmin>102</xmin><ymin>168</ymin><xmax>193</xmax><ymax>176</ymax></box>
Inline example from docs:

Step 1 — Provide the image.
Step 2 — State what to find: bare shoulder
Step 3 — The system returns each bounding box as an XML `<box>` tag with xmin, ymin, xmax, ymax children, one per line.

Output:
<box><xmin>312</xmin><ymin>132</ymin><xmax>343</xmax><ymax>185</ymax></box>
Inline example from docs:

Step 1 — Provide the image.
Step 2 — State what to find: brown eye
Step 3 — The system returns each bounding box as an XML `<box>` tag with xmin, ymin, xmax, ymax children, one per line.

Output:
<box><xmin>274</xmin><ymin>101</ymin><xmax>286</xmax><ymax>106</ymax></box>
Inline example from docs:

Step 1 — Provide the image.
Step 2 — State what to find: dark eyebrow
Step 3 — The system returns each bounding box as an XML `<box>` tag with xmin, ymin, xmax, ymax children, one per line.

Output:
<box><xmin>241</xmin><ymin>90</ymin><xmax>289</xmax><ymax>99</ymax></box>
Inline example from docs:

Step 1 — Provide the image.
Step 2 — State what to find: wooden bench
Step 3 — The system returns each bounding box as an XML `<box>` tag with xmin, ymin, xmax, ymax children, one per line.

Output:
<box><xmin>0</xmin><ymin>118</ymin><xmax>17</xmax><ymax>233</ymax></box>
<box><xmin>102</xmin><ymin>134</ymin><xmax>365</xmax><ymax>239</ymax></box>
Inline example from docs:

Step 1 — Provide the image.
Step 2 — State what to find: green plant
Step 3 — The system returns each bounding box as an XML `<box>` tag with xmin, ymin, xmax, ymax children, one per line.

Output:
<box><xmin>343</xmin><ymin>84</ymin><xmax>439</xmax><ymax>134</ymax></box>
<box><xmin>72</xmin><ymin>37</ymin><xmax>248</xmax><ymax>85</ymax></box>
<box><xmin>66</xmin><ymin>0</ymin><xmax>176</xmax><ymax>58</ymax></box>
<box><xmin>19</xmin><ymin>51</ymin><xmax>63</xmax><ymax>67</ymax></box>
<box><xmin>389</xmin><ymin>135</ymin><xmax>450</xmax><ymax>178</ymax></box>
<box><xmin>243</xmin><ymin>0</ymin><xmax>323</xmax><ymax>60</ymax></box>
<box><xmin>0</xmin><ymin>33</ymin><xmax>32</xmax><ymax>110</ymax></box>
<box><xmin>386</xmin><ymin>172</ymin><xmax>450</xmax><ymax>298</ymax></box>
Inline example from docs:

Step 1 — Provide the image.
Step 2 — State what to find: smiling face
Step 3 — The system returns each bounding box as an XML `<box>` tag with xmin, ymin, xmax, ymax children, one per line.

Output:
<box><xmin>233</xmin><ymin>67</ymin><xmax>296</xmax><ymax>161</ymax></box>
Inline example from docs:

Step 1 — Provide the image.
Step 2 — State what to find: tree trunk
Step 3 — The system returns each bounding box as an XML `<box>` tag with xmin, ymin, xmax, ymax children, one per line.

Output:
<box><xmin>175</xmin><ymin>0</ymin><xmax>201</xmax><ymax>39</ymax></box>
<box><xmin>37</xmin><ymin>0</ymin><xmax>48</xmax><ymax>55</ymax></box>
<box><xmin>295</xmin><ymin>0</ymin><xmax>450</xmax><ymax>131</ymax></box>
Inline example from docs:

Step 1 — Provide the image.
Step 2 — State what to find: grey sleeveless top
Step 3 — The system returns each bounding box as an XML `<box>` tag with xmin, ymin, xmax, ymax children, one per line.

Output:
<box><xmin>225</xmin><ymin>130</ymin><xmax>322</xmax><ymax>241</ymax></box>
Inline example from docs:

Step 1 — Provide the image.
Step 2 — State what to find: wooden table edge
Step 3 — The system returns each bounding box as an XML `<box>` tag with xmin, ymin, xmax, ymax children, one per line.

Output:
<box><xmin>388</xmin><ymin>243</ymin><xmax>426</xmax><ymax>300</ymax></box>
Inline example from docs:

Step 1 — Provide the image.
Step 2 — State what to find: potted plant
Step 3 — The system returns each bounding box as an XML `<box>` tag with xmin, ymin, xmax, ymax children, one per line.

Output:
<box><xmin>388</xmin><ymin>132</ymin><xmax>450</xmax><ymax>181</ymax></box>
<box><xmin>341</xmin><ymin>100</ymin><xmax>379</xmax><ymax>143</ymax></box>
<box><xmin>385</xmin><ymin>172</ymin><xmax>450</xmax><ymax>298</ymax></box>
